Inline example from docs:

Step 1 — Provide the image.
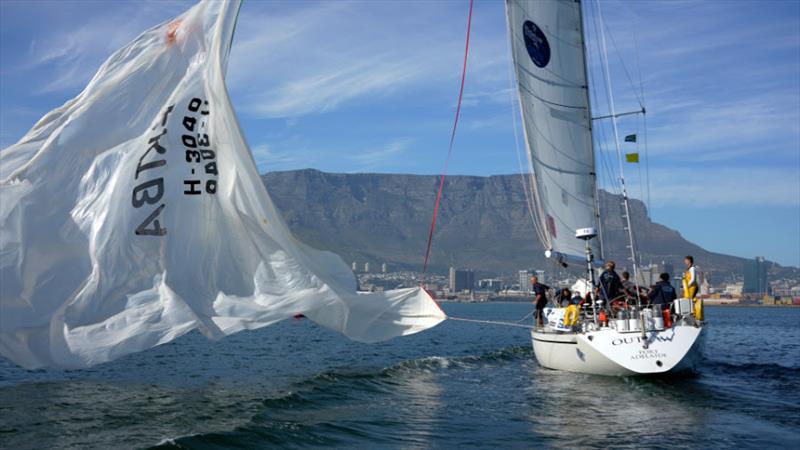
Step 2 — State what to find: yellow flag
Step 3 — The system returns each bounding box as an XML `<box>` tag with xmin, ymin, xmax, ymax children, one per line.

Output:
<box><xmin>625</xmin><ymin>152</ymin><xmax>639</xmax><ymax>163</ymax></box>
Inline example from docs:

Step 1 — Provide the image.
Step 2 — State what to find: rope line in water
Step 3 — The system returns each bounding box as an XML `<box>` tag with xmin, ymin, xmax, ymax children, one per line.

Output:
<box><xmin>448</xmin><ymin>315</ymin><xmax>538</xmax><ymax>330</ymax></box>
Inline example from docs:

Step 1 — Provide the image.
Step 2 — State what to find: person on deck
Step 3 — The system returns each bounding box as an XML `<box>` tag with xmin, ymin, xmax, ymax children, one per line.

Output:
<box><xmin>531</xmin><ymin>276</ymin><xmax>550</xmax><ymax>327</ymax></box>
<box><xmin>648</xmin><ymin>273</ymin><xmax>677</xmax><ymax>311</ymax></box>
<box><xmin>596</xmin><ymin>261</ymin><xmax>624</xmax><ymax>308</ymax></box>
<box><xmin>682</xmin><ymin>255</ymin><xmax>704</xmax><ymax>320</ymax></box>
<box><xmin>570</xmin><ymin>290</ymin><xmax>583</xmax><ymax>305</ymax></box>
<box><xmin>621</xmin><ymin>271</ymin><xmax>636</xmax><ymax>296</ymax></box>
<box><xmin>558</xmin><ymin>288</ymin><xmax>572</xmax><ymax>307</ymax></box>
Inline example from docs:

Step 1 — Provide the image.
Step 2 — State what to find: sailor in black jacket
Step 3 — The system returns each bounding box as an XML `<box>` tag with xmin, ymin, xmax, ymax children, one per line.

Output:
<box><xmin>648</xmin><ymin>273</ymin><xmax>677</xmax><ymax>310</ymax></box>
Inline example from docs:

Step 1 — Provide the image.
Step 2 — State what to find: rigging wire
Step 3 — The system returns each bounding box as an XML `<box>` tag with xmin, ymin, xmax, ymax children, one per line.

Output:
<box><xmin>631</xmin><ymin>10</ymin><xmax>653</xmax><ymax>218</ymax></box>
<box><xmin>421</xmin><ymin>0</ymin><xmax>474</xmax><ymax>280</ymax></box>
<box><xmin>599</xmin><ymin>13</ymin><xmax>645</xmax><ymax>109</ymax></box>
<box><xmin>586</xmin><ymin>0</ymin><xmax>622</xmax><ymax>198</ymax></box>
<box><xmin>448</xmin><ymin>315</ymin><xmax>538</xmax><ymax>330</ymax></box>
<box><xmin>594</xmin><ymin>0</ymin><xmax>643</xmax><ymax>312</ymax></box>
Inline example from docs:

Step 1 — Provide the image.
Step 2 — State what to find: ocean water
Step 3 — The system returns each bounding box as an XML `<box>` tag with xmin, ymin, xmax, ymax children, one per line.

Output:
<box><xmin>0</xmin><ymin>304</ymin><xmax>798</xmax><ymax>449</ymax></box>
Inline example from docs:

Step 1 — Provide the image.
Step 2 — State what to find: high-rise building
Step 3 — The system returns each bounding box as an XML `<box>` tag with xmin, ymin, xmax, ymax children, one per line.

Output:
<box><xmin>743</xmin><ymin>256</ymin><xmax>768</xmax><ymax>294</ymax></box>
<box><xmin>381</xmin><ymin>263</ymin><xmax>387</xmax><ymax>274</ymax></box>
<box><xmin>478</xmin><ymin>278</ymin><xmax>503</xmax><ymax>292</ymax></box>
<box><xmin>519</xmin><ymin>269</ymin><xmax>534</xmax><ymax>292</ymax></box>
<box><xmin>449</xmin><ymin>267</ymin><xmax>474</xmax><ymax>292</ymax></box>
<box><xmin>454</xmin><ymin>270</ymin><xmax>475</xmax><ymax>292</ymax></box>
<box><xmin>352</xmin><ymin>261</ymin><xmax>357</xmax><ymax>272</ymax></box>
<box><xmin>364</xmin><ymin>262</ymin><xmax>370</xmax><ymax>273</ymax></box>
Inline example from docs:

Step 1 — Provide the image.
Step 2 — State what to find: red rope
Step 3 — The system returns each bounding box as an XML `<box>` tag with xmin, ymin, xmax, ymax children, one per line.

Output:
<box><xmin>421</xmin><ymin>0</ymin><xmax>474</xmax><ymax>281</ymax></box>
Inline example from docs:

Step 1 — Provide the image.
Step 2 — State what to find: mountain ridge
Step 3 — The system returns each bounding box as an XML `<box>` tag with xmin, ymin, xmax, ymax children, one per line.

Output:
<box><xmin>261</xmin><ymin>169</ymin><xmax>796</xmax><ymax>283</ymax></box>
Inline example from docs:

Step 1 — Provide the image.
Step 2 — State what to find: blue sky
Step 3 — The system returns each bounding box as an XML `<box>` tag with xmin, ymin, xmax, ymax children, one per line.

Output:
<box><xmin>1</xmin><ymin>0</ymin><xmax>798</xmax><ymax>267</ymax></box>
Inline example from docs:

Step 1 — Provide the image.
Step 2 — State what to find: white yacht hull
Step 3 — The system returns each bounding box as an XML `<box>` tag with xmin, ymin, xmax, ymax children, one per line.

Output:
<box><xmin>531</xmin><ymin>324</ymin><xmax>704</xmax><ymax>376</ymax></box>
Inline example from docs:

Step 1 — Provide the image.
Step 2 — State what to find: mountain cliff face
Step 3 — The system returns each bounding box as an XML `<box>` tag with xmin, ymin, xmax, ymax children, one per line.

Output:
<box><xmin>261</xmin><ymin>169</ymin><xmax>786</xmax><ymax>282</ymax></box>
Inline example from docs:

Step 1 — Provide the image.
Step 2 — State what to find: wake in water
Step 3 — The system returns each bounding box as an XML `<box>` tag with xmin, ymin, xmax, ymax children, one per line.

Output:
<box><xmin>152</xmin><ymin>346</ymin><xmax>533</xmax><ymax>449</ymax></box>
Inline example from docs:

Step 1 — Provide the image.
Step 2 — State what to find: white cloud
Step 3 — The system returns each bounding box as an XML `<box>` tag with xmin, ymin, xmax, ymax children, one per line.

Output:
<box><xmin>349</xmin><ymin>138</ymin><xmax>413</xmax><ymax>170</ymax></box>
<box><xmin>226</xmin><ymin>0</ymin><xmax>508</xmax><ymax>119</ymax></box>
<box><xmin>251</xmin><ymin>143</ymin><xmax>310</xmax><ymax>172</ymax></box>
<box><xmin>15</xmin><ymin>1</ymin><xmax>190</xmax><ymax>94</ymax></box>
<box><xmin>646</xmin><ymin>166</ymin><xmax>800</xmax><ymax>207</ymax></box>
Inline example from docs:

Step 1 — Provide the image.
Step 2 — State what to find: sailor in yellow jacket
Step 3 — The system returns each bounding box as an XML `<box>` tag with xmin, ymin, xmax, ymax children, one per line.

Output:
<box><xmin>682</xmin><ymin>255</ymin><xmax>704</xmax><ymax>321</ymax></box>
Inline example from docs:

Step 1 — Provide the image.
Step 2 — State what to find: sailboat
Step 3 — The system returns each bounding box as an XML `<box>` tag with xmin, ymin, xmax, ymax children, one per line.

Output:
<box><xmin>506</xmin><ymin>0</ymin><xmax>704</xmax><ymax>376</ymax></box>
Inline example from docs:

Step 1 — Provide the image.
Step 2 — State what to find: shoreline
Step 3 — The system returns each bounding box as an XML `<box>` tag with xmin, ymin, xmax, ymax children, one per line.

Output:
<box><xmin>436</xmin><ymin>300</ymin><xmax>799</xmax><ymax>308</ymax></box>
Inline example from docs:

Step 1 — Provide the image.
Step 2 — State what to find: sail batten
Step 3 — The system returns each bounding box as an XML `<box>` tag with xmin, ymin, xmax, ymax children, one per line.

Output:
<box><xmin>507</xmin><ymin>0</ymin><xmax>601</xmax><ymax>262</ymax></box>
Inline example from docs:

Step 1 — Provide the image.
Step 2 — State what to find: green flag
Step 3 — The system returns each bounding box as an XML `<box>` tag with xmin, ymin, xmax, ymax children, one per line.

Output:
<box><xmin>624</xmin><ymin>134</ymin><xmax>637</xmax><ymax>143</ymax></box>
<box><xmin>625</xmin><ymin>152</ymin><xmax>639</xmax><ymax>163</ymax></box>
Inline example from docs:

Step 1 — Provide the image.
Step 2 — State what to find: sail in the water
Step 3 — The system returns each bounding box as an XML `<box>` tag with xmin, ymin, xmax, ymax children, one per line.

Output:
<box><xmin>506</xmin><ymin>0</ymin><xmax>602</xmax><ymax>263</ymax></box>
<box><xmin>0</xmin><ymin>0</ymin><xmax>444</xmax><ymax>369</ymax></box>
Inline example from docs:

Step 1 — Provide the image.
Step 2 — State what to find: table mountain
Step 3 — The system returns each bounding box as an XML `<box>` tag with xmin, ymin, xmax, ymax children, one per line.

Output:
<box><xmin>262</xmin><ymin>169</ymin><xmax>792</xmax><ymax>283</ymax></box>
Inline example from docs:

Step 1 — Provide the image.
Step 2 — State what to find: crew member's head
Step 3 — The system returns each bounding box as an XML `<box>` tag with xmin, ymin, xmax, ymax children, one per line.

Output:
<box><xmin>606</xmin><ymin>261</ymin><xmax>616</xmax><ymax>271</ymax></box>
<box><xmin>684</xmin><ymin>255</ymin><xmax>694</xmax><ymax>267</ymax></box>
<box><xmin>531</xmin><ymin>275</ymin><xmax>538</xmax><ymax>285</ymax></box>
<box><xmin>622</xmin><ymin>271</ymin><xmax>630</xmax><ymax>281</ymax></box>
<box><xmin>660</xmin><ymin>273</ymin><xmax>670</xmax><ymax>282</ymax></box>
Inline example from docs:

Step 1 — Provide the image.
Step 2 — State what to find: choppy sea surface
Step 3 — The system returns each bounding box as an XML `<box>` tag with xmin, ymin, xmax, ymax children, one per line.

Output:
<box><xmin>0</xmin><ymin>304</ymin><xmax>798</xmax><ymax>449</ymax></box>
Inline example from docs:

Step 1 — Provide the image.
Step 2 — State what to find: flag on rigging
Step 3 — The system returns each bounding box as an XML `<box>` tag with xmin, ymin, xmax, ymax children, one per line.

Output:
<box><xmin>0</xmin><ymin>0</ymin><xmax>444</xmax><ymax>369</ymax></box>
<box><xmin>624</xmin><ymin>134</ymin><xmax>637</xmax><ymax>143</ymax></box>
<box><xmin>625</xmin><ymin>153</ymin><xmax>640</xmax><ymax>163</ymax></box>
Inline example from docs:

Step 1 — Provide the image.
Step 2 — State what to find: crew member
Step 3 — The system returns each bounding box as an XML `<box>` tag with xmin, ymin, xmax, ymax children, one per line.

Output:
<box><xmin>621</xmin><ymin>271</ymin><xmax>636</xmax><ymax>297</ymax></box>
<box><xmin>682</xmin><ymin>255</ymin><xmax>703</xmax><ymax>320</ymax></box>
<box><xmin>570</xmin><ymin>290</ymin><xmax>583</xmax><ymax>305</ymax></box>
<box><xmin>596</xmin><ymin>261</ymin><xmax>624</xmax><ymax>308</ymax></box>
<box><xmin>532</xmin><ymin>276</ymin><xmax>550</xmax><ymax>327</ymax></box>
<box><xmin>558</xmin><ymin>288</ymin><xmax>572</xmax><ymax>307</ymax></box>
<box><xmin>648</xmin><ymin>273</ymin><xmax>676</xmax><ymax>310</ymax></box>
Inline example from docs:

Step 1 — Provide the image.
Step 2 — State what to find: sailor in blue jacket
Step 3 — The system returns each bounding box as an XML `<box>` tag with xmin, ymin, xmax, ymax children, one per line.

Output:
<box><xmin>596</xmin><ymin>261</ymin><xmax>624</xmax><ymax>307</ymax></box>
<box><xmin>648</xmin><ymin>273</ymin><xmax>677</xmax><ymax>310</ymax></box>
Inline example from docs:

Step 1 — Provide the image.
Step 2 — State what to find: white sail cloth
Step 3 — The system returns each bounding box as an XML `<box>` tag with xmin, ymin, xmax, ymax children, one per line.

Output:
<box><xmin>507</xmin><ymin>0</ymin><xmax>602</xmax><ymax>262</ymax></box>
<box><xmin>0</xmin><ymin>0</ymin><xmax>444</xmax><ymax>369</ymax></box>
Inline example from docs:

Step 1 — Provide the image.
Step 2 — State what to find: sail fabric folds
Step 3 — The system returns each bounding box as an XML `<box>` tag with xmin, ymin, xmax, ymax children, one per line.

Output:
<box><xmin>507</xmin><ymin>0</ymin><xmax>601</xmax><ymax>261</ymax></box>
<box><xmin>0</xmin><ymin>0</ymin><xmax>444</xmax><ymax>369</ymax></box>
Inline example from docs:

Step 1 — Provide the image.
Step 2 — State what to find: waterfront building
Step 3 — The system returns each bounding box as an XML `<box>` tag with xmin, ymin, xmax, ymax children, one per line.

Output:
<box><xmin>519</xmin><ymin>270</ymin><xmax>534</xmax><ymax>293</ymax></box>
<box><xmin>743</xmin><ymin>257</ymin><xmax>768</xmax><ymax>294</ymax></box>
<box><xmin>449</xmin><ymin>267</ymin><xmax>475</xmax><ymax>293</ymax></box>
<box><xmin>477</xmin><ymin>278</ymin><xmax>503</xmax><ymax>292</ymax></box>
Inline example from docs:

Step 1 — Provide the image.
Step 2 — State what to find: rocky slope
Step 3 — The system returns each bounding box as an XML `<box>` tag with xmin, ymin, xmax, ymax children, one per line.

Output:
<box><xmin>262</xmin><ymin>169</ymin><xmax>793</xmax><ymax>283</ymax></box>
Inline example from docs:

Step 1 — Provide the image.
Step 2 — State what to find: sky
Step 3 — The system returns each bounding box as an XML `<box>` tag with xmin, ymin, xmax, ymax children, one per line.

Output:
<box><xmin>1</xmin><ymin>0</ymin><xmax>798</xmax><ymax>267</ymax></box>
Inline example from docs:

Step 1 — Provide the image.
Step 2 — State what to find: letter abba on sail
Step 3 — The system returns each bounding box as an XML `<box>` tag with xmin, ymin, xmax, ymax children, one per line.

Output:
<box><xmin>0</xmin><ymin>0</ymin><xmax>445</xmax><ymax>369</ymax></box>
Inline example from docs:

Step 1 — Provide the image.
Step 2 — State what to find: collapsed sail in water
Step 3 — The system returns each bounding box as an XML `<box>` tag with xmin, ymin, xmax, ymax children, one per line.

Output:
<box><xmin>0</xmin><ymin>0</ymin><xmax>444</xmax><ymax>369</ymax></box>
<box><xmin>506</xmin><ymin>0</ymin><xmax>602</xmax><ymax>262</ymax></box>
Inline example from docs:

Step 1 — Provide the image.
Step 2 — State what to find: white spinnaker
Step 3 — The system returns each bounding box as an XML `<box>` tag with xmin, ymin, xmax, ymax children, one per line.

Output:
<box><xmin>507</xmin><ymin>0</ymin><xmax>601</xmax><ymax>262</ymax></box>
<box><xmin>0</xmin><ymin>0</ymin><xmax>444</xmax><ymax>369</ymax></box>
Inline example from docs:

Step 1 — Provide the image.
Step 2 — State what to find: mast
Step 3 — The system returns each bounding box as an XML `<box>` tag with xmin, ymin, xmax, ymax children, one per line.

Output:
<box><xmin>577</xmin><ymin>0</ymin><xmax>604</xmax><ymax>263</ymax></box>
<box><xmin>594</xmin><ymin>0</ymin><xmax>645</xmax><ymax>332</ymax></box>
<box><xmin>577</xmin><ymin>0</ymin><xmax>599</xmax><ymax>323</ymax></box>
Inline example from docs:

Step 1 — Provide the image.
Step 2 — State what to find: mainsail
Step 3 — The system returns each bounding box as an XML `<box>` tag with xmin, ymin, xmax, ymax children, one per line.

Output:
<box><xmin>0</xmin><ymin>0</ymin><xmax>444</xmax><ymax>369</ymax></box>
<box><xmin>506</xmin><ymin>0</ymin><xmax>602</xmax><ymax>263</ymax></box>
